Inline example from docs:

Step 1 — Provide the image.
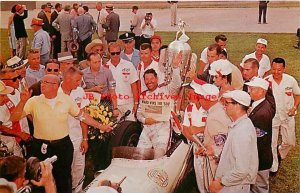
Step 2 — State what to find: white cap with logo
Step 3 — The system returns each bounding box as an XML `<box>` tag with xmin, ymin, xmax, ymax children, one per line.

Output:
<box><xmin>194</xmin><ymin>83</ymin><xmax>219</xmax><ymax>101</ymax></box>
<box><xmin>209</xmin><ymin>59</ymin><xmax>233</xmax><ymax>76</ymax></box>
<box><xmin>257</xmin><ymin>38</ymin><xmax>268</xmax><ymax>46</ymax></box>
<box><xmin>223</xmin><ymin>90</ymin><xmax>251</xmax><ymax>107</ymax></box>
<box><xmin>245</xmin><ymin>77</ymin><xmax>269</xmax><ymax>90</ymax></box>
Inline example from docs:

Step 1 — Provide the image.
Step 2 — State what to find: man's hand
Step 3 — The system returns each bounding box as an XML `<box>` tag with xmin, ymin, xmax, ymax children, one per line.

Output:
<box><xmin>209</xmin><ymin>179</ymin><xmax>224</xmax><ymax>193</ymax></box>
<box><xmin>18</xmin><ymin>132</ymin><xmax>32</xmax><ymax>142</ymax></box>
<box><xmin>80</xmin><ymin>140</ymin><xmax>88</xmax><ymax>155</ymax></box>
<box><xmin>172</xmin><ymin>51</ymin><xmax>183</xmax><ymax>69</ymax></box>
<box><xmin>20</xmin><ymin>87</ymin><xmax>32</xmax><ymax>103</ymax></box>
<box><xmin>288</xmin><ymin>106</ymin><xmax>297</xmax><ymax>116</ymax></box>
<box><xmin>145</xmin><ymin>118</ymin><xmax>158</xmax><ymax>125</ymax></box>
<box><xmin>98</xmin><ymin>124</ymin><xmax>113</xmax><ymax>133</ymax></box>
<box><xmin>92</xmin><ymin>85</ymin><xmax>105</xmax><ymax>93</ymax></box>
<box><xmin>31</xmin><ymin>161</ymin><xmax>54</xmax><ymax>187</ymax></box>
<box><xmin>113</xmin><ymin>109</ymin><xmax>119</xmax><ymax>117</ymax></box>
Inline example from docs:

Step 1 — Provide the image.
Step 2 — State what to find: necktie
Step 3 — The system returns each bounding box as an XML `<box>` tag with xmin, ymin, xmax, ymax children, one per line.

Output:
<box><xmin>97</xmin><ymin>11</ymin><xmax>100</xmax><ymax>24</ymax></box>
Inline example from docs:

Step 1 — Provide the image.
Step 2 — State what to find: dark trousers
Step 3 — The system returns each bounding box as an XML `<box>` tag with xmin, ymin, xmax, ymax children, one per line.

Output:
<box><xmin>52</xmin><ymin>33</ymin><xmax>61</xmax><ymax>59</ymax></box>
<box><xmin>78</xmin><ymin>36</ymin><xmax>92</xmax><ymax>61</ymax></box>
<box><xmin>259</xmin><ymin>5</ymin><xmax>268</xmax><ymax>23</ymax></box>
<box><xmin>32</xmin><ymin>135</ymin><xmax>74</xmax><ymax>193</ymax></box>
<box><xmin>134</xmin><ymin>36</ymin><xmax>141</xmax><ymax>50</ymax></box>
<box><xmin>88</xmin><ymin>138</ymin><xmax>111</xmax><ymax>171</ymax></box>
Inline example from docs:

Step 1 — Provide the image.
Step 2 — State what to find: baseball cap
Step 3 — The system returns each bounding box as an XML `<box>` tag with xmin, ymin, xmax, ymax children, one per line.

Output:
<box><xmin>223</xmin><ymin>90</ymin><xmax>251</xmax><ymax>107</ymax></box>
<box><xmin>209</xmin><ymin>59</ymin><xmax>233</xmax><ymax>76</ymax></box>
<box><xmin>245</xmin><ymin>77</ymin><xmax>269</xmax><ymax>90</ymax></box>
<box><xmin>31</xmin><ymin>18</ymin><xmax>44</xmax><ymax>26</ymax></box>
<box><xmin>151</xmin><ymin>35</ymin><xmax>162</xmax><ymax>43</ymax></box>
<box><xmin>256</xmin><ymin>38</ymin><xmax>267</xmax><ymax>46</ymax></box>
<box><xmin>194</xmin><ymin>83</ymin><xmax>219</xmax><ymax>101</ymax></box>
<box><xmin>15</xmin><ymin>4</ymin><xmax>23</xmax><ymax>12</ymax></box>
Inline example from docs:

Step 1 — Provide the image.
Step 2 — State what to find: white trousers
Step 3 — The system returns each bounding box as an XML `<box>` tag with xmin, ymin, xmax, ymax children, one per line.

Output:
<box><xmin>71</xmin><ymin>138</ymin><xmax>85</xmax><ymax>193</ymax></box>
<box><xmin>271</xmin><ymin>116</ymin><xmax>295</xmax><ymax>172</ymax></box>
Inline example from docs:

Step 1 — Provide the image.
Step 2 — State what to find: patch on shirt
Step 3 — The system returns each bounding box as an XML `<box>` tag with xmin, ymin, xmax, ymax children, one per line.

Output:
<box><xmin>285</xmin><ymin>87</ymin><xmax>293</xmax><ymax>96</ymax></box>
<box><xmin>214</xmin><ymin>134</ymin><xmax>227</xmax><ymax>146</ymax></box>
<box><xmin>256</xmin><ymin>127</ymin><xmax>267</xmax><ymax>137</ymax></box>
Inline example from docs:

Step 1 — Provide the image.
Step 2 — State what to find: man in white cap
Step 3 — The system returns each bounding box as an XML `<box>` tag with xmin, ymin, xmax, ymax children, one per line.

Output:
<box><xmin>6</xmin><ymin>56</ymin><xmax>37</xmax><ymax>90</ymax></box>
<box><xmin>0</xmin><ymin>80</ymin><xmax>31</xmax><ymax>157</ymax></box>
<box><xmin>58</xmin><ymin>51</ymin><xmax>76</xmax><ymax>76</ymax></box>
<box><xmin>264</xmin><ymin>57</ymin><xmax>300</xmax><ymax>174</ymax></box>
<box><xmin>240</xmin><ymin>38</ymin><xmax>270</xmax><ymax>78</ymax></box>
<box><xmin>246</xmin><ymin>77</ymin><xmax>275</xmax><ymax>193</ymax></box>
<box><xmin>193</xmin><ymin>83</ymin><xmax>231</xmax><ymax>193</ymax></box>
<box><xmin>119</xmin><ymin>32</ymin><xmax>141</xmax><ymax>68</ymax></box>
<box><xmin>210</xmin><ymin>90</ymin><xmax>258</xmax><ymax>193</ymax></box>
<box><xmin>209</xmin><ymin>59</ymin><xmax>234</xmax><ymax>96</ymax></box>
<box><xmin>181</xmin><ymin>78</ymin><xmax>208</xmax><ymax>192</ymax></box>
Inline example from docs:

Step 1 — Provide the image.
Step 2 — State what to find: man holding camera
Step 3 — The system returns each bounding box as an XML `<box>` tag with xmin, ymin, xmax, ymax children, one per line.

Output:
<box><xmin>141</xmin><ymin>12</ymin><xmax>157</xmax><ymax>38</ymax></box>
<box><xmin>0</xmin><ymin>155</ymin><xmax>56</xmax><ymax>193</ymax></box>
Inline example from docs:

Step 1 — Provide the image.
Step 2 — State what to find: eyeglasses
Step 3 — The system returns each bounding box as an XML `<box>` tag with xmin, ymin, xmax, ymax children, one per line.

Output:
<box><xmin>224</xmin><ymin>100</ymin><xmax>237</xmax><ymax>106</ymax></box>
<box><xmin>41</xmin><ymin>80</ymin><xmax>58</xmax><ymax>85</ymax></box>
<box><xmin>110</xmin><ymin>52</ymin><xmax>121</xmax><ymax>56</ymax></box>
<box><xmin>1</xmin><ymin>75</ymin><xmax>22</xmax><ymax>82</ymax></box>
<box><xmin>46</xmin><ymin>68</ymin><xmax>59</xmax><ymax>73</ymax></box>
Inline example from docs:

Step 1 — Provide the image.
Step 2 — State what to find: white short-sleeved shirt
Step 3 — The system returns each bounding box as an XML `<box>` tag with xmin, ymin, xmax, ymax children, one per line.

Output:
<box><xmin>0</xmin><ymin>90</ymin><xmax>30</xmax><ymax>144</ymax></box>
<box><xmin>137</xmin><ymin>60</ymin><xmax>165</xmax><ymax>93</ymax></box>
<box><xmin>58</xmin><ymin>86</ymin><xmax>90</xmax><ymax>141</ymax></box>
<box><xmin>183</xmin><ymin>103</ymin><xmax>207</xmax><ymax>127</ymax></box>
<box><xmin>241</xmin><ymin>52</ymin><xmax>270</xmax><ymax>78</ymax></box>
<box><xmin>107</xmin><ymin>59</ymin><xmax>139</xmax><ymax>105</ymax></box>
<box><xmin>265</xmin><ymin>74</ymin><xmax>300</xmax><ymax>121</ymax></box>
<box><xmin>200</xmin><ymin>47</ymin><xmax>227</xmax><ymax>64</ymax></box>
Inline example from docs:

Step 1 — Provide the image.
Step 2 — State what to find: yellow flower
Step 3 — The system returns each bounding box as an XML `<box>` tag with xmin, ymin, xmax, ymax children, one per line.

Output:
<box><xmin>103</xmin><ymin>111</ymin><xmax>107</xmax><ymax>117</ymax></box>
<box><xmin>108</xmin><ymin>112</ymin><xmax>112</xmax><ymax>118</ymax></box>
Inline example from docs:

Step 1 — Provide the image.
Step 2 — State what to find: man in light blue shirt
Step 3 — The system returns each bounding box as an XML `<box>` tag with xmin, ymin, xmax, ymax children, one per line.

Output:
<box><xmin>26</xmin><ymin>49</ymin><xmax>45</xmax><ymax>81</ymax></box>
<box><xmin>119</xmin><ymin>32</ymin><xmax>140</xmax><ymax>69</ymax></box>
<box><xmin>31</xmin><ymin>18</ymin><xmax>51</xmax><ymax>65</ymax></box>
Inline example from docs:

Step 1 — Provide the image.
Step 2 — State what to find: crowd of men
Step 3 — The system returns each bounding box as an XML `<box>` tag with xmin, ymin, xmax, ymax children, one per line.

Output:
<box><xmin>0</xmin><ymin>2</ymin><xmax>299</xmax><ymax>193</ymax></box>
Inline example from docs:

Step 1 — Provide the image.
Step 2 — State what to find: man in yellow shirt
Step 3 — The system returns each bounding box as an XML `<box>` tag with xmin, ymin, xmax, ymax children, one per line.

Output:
<box><xmin>10</xmin><ymin>74</ymin><xmax>112</xmax><ymax>193</ymax></box>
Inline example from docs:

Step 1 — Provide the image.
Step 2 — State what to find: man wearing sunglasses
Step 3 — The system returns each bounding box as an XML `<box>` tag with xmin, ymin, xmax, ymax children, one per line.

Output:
<box><xmin>6</xmin><ymin>56</ymin><xmax>37</xmax><ymax>91</ymax></box>
<box><xmin>0</xmin><ymin>69</ymin><xmax>31</xmax><ymax>157</ymax></box>
<box><xmin>107</xmin><ymin>42</ymin><xmax>139</xmax><ymax>121</ymax></box>
<box><xmin>119</xmin><ymin>32</ymin><xmax>140</xmax><ymax>69</ymax></box>
<box><xmin>29</xmin><ymin>61</ymin><xmax>60</xmax><ymax>97</ymax></box>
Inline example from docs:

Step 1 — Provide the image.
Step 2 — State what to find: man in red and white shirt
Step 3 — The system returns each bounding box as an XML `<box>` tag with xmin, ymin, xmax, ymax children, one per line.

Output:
<box><xmin>265</xmin><ymin>57</ymin><xmax>300</xmax><ymax>173</ymax></box>
<box><xmin>107</xmin><ymin>42</ymin><xmax>139</xmax><ymax>121</ymax></box>
<box><xmin>182</xmin><ymin>78</ymin><xmax>208</xmax><ymax>192</ymax></box>
<box><xmin>137</xmin><ymin>43</ymin><xmax>165</xmax><ymax>93</ymax></box>
<box><xmin>0</xmin><ymin>69</ymin><xmax>31</xmax><ymax>157</ymax></box>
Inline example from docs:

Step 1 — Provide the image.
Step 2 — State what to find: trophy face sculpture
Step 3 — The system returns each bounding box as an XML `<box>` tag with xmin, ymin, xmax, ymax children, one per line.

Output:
<box><xmin>159</xmin><ymin>20</ymin><xmax>197</xmax><ymax>85</ymax></box>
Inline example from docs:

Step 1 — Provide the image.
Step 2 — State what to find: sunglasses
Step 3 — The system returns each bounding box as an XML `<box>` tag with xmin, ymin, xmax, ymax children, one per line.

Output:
<box><xmin>46</xmin><ymin>68</ymin><xmax>59</xmax><ymax>73</ymax></box>
<box><xmin>1</xmin><ymin>75</ymin><xmax>22</xmax><ymax>82</ymax></box>
<box><xmin>110</xmin><ymin>52</ymin><xmax>121</xmax><ymax>56</ymax></box>
<box><xmin>41</xmin><ymin>80</ymin><xmax>58</xmax><ymax>85</ymax></box>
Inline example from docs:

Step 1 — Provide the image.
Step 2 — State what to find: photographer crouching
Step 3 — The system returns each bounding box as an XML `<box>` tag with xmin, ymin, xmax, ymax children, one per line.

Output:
<box><xmin>0</xmin><ymin>155</ymin><xmax>56</xmax><ymax>193</ymax></box>
<box><xmin>140</xmin><ymin>12</ymin><xmax>157</xmax><ymax>44</ymax></box>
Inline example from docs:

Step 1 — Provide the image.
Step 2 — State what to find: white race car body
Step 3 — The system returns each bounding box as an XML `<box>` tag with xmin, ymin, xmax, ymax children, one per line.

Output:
<box><xmin>84</xmin><ymin>142</ymin><xmax>192</xmax><ymax>193</ymax></box>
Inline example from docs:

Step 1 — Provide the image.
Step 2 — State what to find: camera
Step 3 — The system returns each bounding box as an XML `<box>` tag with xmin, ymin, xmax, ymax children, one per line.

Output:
<box><xmin>25</xmin><ymin>155</ymin><xmax>57</xmax><ymax>181</ymax></box>
<box><xmin>145</xmin><ymin>13</ymin><xmax>152</xmax><ymax>21</ymax></box>
<box><xmin>0</xmin><ymin>140</ymin><xmax>13</xmax><ymax>157</ymax></box>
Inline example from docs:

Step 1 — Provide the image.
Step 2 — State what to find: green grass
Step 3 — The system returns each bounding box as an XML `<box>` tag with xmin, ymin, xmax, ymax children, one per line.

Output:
<box><xmin>1</xmin><ymin>29</ymin><xmax>300</xmax><ymax>193</ymax></box>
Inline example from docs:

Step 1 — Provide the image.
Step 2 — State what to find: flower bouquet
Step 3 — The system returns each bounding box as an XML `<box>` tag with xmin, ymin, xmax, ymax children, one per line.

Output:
<box><xmin>85</xmin><ymin>92</ymin><xmax>116</xmax><ymax>141</ymax></box>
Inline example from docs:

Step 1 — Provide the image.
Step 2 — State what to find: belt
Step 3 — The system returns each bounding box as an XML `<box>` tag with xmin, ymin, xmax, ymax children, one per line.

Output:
<box><xmin>34</xmin><ymin>135</ymin><xmax>70</xmax><ymax>145</ymax></box>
